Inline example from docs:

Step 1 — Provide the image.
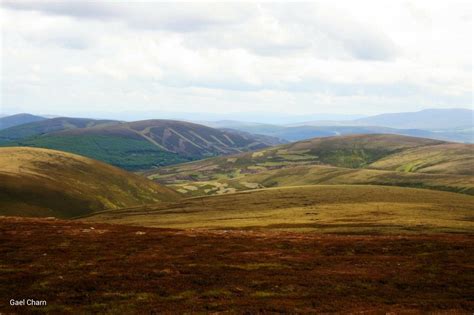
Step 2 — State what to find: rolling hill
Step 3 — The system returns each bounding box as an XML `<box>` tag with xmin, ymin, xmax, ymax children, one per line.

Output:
<box><xmin>82</xmin><ymin>185</ymin><xmax>474</xmax><ymax>234</ymax></box>
<box><xmin>146</xmin><ymin>134</ymin><xmax>474</xmax><ymax>196</ymax></box>
<box><xmin>0</xmin><ymin>113</ymin><xmax>46</xmax><ymax>130</ymax></box>
<box><xmin>1</xmin><ymin>119</ymin><xmax>282</xmax><ymax>170</ymax></box>
<box><xmin>0</xmin><ymin>147</ymin><xmax>179</xmax><ymax>218</ymax></box>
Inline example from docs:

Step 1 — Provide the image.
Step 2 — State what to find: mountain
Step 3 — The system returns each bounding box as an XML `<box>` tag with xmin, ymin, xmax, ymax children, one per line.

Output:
<box><xmin>0</xmin><ymin>113</ymin><xmax>46</xmax><ymax>130</ymax></box>
<box><xmin>1</xmin><ymin>119</ymin><xmax>278</xmax><ymax>170</ymax></box>
<box><xmin>201</xmin><ymin>119</ymin><xmax>473</xmax><ymax>143</ymax></box>
<box><xmin>0</xmin><ymin>117</ymin><xmax>120</xmax><ymax>142</ymax></box>
<box><xmin>146</xmin><ymin>134</ymin><xmax>474</xmax><ymax>196</ymax></box>
<box><xmin>218</xmin><ymin>128</ymin><xmax>287</xmax><ymax>146</ymax></box>
<box><xmin>0</xmin><ymin>147</ymin><xmax>179</xmax><ymax>218</ymax></box>
<box><xmin>351</xmin><ymin>108</ymin><xmax>473</xmax><ymax>130</ymax></box>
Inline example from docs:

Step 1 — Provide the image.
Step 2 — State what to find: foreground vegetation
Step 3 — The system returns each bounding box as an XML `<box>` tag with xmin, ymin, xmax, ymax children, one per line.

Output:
<box><xmin>82</xmin><ymin>185</ymin><xmax>474</xmax><ymax>234</ymax></box>
<box><xmin>1</xmin><ymin>217</ymin><xmax>472</xmax><ymax>313</ymax></box>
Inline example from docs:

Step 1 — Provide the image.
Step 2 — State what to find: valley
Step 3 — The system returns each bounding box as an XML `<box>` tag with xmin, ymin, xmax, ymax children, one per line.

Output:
<box><xmin>0</xmin><ymin>114</ymin><xmax>473</xmax><ymax>313</ymax></box>
<box><xmin>2</xmin><ymin>1</ymin><xmax>472</xmax><ymax>312</ymax></box>
<box><xmin>147</xmin><ymin>134</ymin><xmax>474</xmax><ymax>196</ymax></box>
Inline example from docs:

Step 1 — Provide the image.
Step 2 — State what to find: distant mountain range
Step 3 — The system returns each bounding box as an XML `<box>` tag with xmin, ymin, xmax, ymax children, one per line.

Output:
<box><xmin>0</xmin><ymin>113</ymin><xmax>46</xmax><ymax>130</ymax></box>
<box><xmin>350</xmin><ymin>108</ymin><xmax>473</xmax><ymax>130</ymax></box>
<box><xmin>0</xmin><ymin>117</ymin><xmax>283</xmax><ymax>170</ymax></box>
<box><xmin>201</xmin><ymin>108</ymin><xmax>473</xmax><ymax>143</ymax></box>
<box><xmin>0</xmin><ymin>108</ymin><xmax>472</xmax><ymax>172</ymax></box>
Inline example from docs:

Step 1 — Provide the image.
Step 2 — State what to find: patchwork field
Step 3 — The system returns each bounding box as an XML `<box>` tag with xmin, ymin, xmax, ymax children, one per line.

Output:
<box><xmin>82</xmin><ymin>185</ymin><xmax>474</xmax><ymax>234</ymax></box>
<box><xmin>1</xmin><ymin>217</ymin><xmax>472</xmax><ymax>313</ymax></box>
<box><xmin>146</xmin><ymin>134</ymin><xmax>474</xmax><ymax>196</ymax></box>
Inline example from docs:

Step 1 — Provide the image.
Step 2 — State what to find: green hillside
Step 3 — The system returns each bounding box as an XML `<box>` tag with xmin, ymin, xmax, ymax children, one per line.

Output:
<box><xmin>146</xmin><ymin>134</ymin><xmax>474</xmax><ymax>196</ymax></box>
<box><xmin>12</xmin><ymin>134</ymin><xmax>188</xmax><ymax>170</ymax></box>
<box><xmin>1</xmin><ymin>119</ymin><xmax>279</xmax><ymax>170</ymax></box>
<box><xmin>368</xmin><ymin>143</ymin><xmax>474</xmax><ymax>175</ymax></box>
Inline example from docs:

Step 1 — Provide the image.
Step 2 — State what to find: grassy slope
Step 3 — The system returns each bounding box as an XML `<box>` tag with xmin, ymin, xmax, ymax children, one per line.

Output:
<box><xmin>369</xmin><ymin>143</ymin><xmax>474</xmax><ymax>175</ymax></box>
<box><xmin>146</xmin><ymin>134</ymin><xmax>473</xmax><ymax>195</ymax></box>
<box><xmin>0</xmin><ymin>147</ymin><xmax>180</xmax><ymax>218</ymax></box>
<box><xmin>82</xmin><ymin>185</ymin><xmax>474</xmax><ymax>234</ymax></box>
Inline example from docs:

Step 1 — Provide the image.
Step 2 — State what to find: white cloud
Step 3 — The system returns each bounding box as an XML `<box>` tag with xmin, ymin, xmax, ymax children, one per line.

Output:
<box><xmin>1</xmin><ymin>1</ymin><xmax>472</xmax><ymax>116</ymax></box>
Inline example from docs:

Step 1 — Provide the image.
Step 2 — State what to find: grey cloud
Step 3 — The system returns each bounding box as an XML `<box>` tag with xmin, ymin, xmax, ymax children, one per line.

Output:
<box><xmin>341</xmin><ymin>34</ymin><xmax>398</xmax><ymax>61</ymax></box>
<box><xmin>3</xmin><ymin>1</ymin><xmax>397</xmax><ymax>60</ymax></box>
<box><xmin>2</xmin><ymin>1</ymin><xmax>118</xmax><ymax>19</ymax></box>
<box><xmin>1</xmin><ymin>1</ymin><xmax>253</xmax><ymax>32</ymax></box>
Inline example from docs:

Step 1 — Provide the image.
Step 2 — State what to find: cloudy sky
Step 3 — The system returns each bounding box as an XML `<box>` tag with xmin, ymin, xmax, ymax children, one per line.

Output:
<box><xmin>1</xmin><ymin>1</ymin><xmax>472</xmax><ymax>118</ymax></box>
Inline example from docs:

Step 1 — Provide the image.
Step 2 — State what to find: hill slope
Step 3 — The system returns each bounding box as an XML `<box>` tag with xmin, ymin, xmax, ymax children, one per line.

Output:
<box><xmin>0</xmin><ymin>117</ymin><xmax>120</xmax><ymax>142</ymax></box>
<box><xmin>3</xmin><ymin>119</ymin><xmax>278</xmax><ymax>170</ymax></box>
<box><xmin>82</xmin><ymin>185</ymin><xmax>474</xmax><ymax>233</ymax></box>
<box><xmin>369</xmin><ymin>143</ymin><xmax>474</xmax><ymax>175</ymax></box>
<box><xmin>0</xmin><ymin>147</ymin><xmax>179</xmax><ymax>218</ymax></box>
<box><xmin>146</xmin><ymin>134</ymin><xmax>474</xmax><ymax>195</ymax></box>
<box><xmin>0</xmin><ymin>113</ymin><xmax>46</xmax><ymax>130</ymax></box>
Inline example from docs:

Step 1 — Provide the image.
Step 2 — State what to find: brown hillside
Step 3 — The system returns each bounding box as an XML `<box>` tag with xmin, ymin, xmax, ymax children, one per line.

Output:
<box><xmin>0</xmin><ymin>147</ymin><xmax>179</xmax><ymax>218</ymax></box>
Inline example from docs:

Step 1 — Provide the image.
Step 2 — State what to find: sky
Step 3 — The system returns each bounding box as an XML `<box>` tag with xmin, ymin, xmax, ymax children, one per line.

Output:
<box><xmin>1</xmin><ymin>0</ymin><xmax>472</xmax><ymax>119</ymax></box>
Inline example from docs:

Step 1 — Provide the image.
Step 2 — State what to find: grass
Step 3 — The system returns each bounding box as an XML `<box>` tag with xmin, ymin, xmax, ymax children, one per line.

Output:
<box><xmin>369</xmin><ymin>143</ymin><xmax>474</xmax><ymax>175</ymax></box>
<box><xmin>161</xmin><ymin>164</ymin><xmax>474</xmax><ymax>198</ymax></box>
<box><xmin>146</xmin><ymin>134</ymin><xmax>473</xmax><ymax>196</ymax></box>
<box><xmin>81</xmin><ymin>185</ymin><xmax>474</xmax><ymax>234</ymax></box>
<box><xmin>0</xmin><ymin>147</ymin><xmax>179</xmax><ymax>218</ymax></box>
